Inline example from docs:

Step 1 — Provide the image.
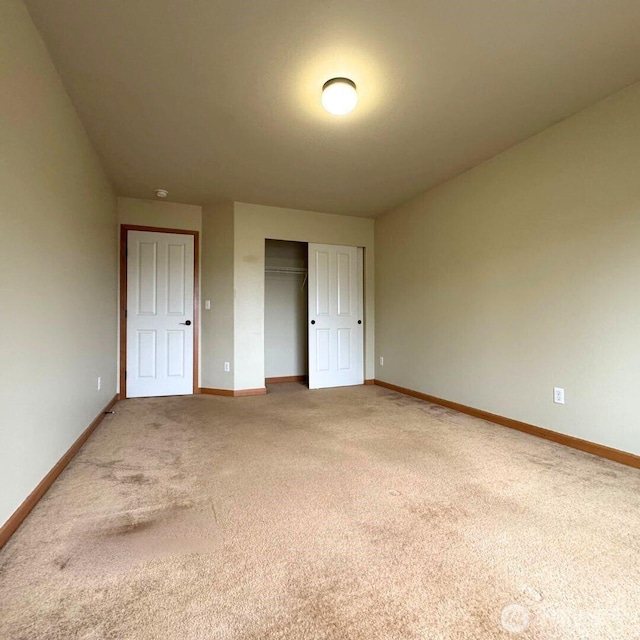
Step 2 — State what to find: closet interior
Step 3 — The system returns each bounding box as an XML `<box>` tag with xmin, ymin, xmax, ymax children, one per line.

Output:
<box><xmin>264</xmin><ymin>239</ymin><xmax>308</xmax><ymax>383</ymax></box>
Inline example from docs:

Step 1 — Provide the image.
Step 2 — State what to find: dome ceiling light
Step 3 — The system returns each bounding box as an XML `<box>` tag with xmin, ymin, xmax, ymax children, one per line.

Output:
<box><xmin>321</xmin><ymin>77</ymin><xmax>358</xmax><ymax>115</ymax></box>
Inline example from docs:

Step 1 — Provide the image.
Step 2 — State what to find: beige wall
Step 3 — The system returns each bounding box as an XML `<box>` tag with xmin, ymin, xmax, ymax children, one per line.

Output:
<box><xmin>201</xmin><ymin>202</ymin><xmax>235</xmax><ymax>390</ymax></box>
<box><xmin>117</xmin><ymin>196</ymin><xmax>202</xmax><ymax>232</ymax></box>
<box><xmin>117</xmin><ymin>200</ymin><xmax>374</xmax><ymax>391</ymax></box>
<box><xmin>376</xmin><ymin>82</ymin><xmax>640</xmax><ymax>455</ymax></box>
<box><xmin>264</xmin><ymin>275</ymin><xmax>308</xmax><ymax>377</ymax></box>
<box><xmin>0</xmin><ymin>0</ymin><xmax>117</xmax><ymax>526</ymax></box>
<box><xmin>234</xmin><ymin>202</ymin><xmax>375</xmax><ymax>390</ymax></box>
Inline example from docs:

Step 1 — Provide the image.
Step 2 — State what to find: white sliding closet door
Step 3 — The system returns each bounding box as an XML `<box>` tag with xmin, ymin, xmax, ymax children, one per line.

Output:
<box><xmin>308</xmin><ymin>243</ymin><xmax>364</xmax><ymax>389</ymax></box>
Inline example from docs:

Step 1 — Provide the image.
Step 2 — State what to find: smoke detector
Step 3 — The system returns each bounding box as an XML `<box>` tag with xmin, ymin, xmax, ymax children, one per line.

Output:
<box><xmin>155</xmin><ymin>189</ymin><xmax>168</xmax><ymax>198</ymax></box>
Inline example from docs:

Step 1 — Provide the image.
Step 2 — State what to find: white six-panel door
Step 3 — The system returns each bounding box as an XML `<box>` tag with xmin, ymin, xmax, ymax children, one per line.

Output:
<box><xmin>308</xmin><ymin>243</ymin><xmax>364</xmax><ymax>389</ymax></box>
<box><xmin>126</xmin><ymin>230</ymin><xmax>195</xmax><ymax>397</ymax></box>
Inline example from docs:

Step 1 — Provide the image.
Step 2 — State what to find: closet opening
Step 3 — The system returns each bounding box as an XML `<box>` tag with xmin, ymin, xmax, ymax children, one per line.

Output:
<box><xmin>264</xmin><ymin>239</ymin><xmax>309</xmax><ymax>386</ymax></box>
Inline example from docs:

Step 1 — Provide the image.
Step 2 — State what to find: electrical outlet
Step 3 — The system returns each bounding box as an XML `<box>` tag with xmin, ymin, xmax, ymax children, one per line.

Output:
<box><xmin>379</xmin><ymin>356</ymin><xmax>384</xmax><ymax>366</ymax></box>
<box><xmin>224</xmin><ymin>362</ymin><xmax>230</xmax><ymax>373</ymax></box>
<box><xmin>97</xmin><ymin>376</ymin><xmax>101</xmax><ymax>391</ymax></box>
<box><xmin>553</xmin><ymin>387</ymin><xmax>565</xmax><ymax>404</ymax></box>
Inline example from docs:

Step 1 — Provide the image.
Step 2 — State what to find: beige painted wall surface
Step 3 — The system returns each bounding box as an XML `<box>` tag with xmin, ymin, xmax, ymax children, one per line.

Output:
<box><xmin>117</xmin><ymin>196</ymin><xmax>202</xmax><ymax>232</ymax></box>
<box><xmin>0</xmin><ymin>0</ymin><xmax>117</xmax><ymax>526</ymax></box>
<box><xmin>234</xmin><ymin>203</ymin><xmax>375</xmax><ymax>390</ymax></box>
<box><xmin>201</xmin><ymin>203</ymin><xmax>235</xmax><ymax>390</ymax></box>
<box><xmin>376</xmin><ymin>82</ymin><xmax>640</xmax><ymax>455</ymax></box>
<box><xmin>264</xmin><ymin>275</ymin><xmax>308</xmax><ymax>377</ymax></box>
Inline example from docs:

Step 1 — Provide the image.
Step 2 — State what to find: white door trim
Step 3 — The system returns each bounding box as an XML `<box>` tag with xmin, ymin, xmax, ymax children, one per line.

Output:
<box><xmin>119</xmin><ymin>225</ymin><xmax>199</xmax><ymax>398</ymax></box>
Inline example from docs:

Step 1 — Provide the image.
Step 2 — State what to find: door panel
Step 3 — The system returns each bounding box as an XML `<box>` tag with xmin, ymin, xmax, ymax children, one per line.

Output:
<box><xmin>126</xmin><ymin>230</ymin><xmax>194</xmax><ymax>397</ymax></box>
<box><xmin>337</xmin><ymin>250</ymin><xmax>351</xmax><ymax>315</ymax></box>
<box><xmin>167</xmin><ymin>331</ymin><xmax>185</xmax><ymax>377</ymax></box>
<box><xmin>167</xmin><ymin>243</ymin><xmax>186</xmax><ymax>315</ymax></box>
<box><xmin>137</xmin><ymin>331</ymin><xmax>156</xmax><ymax>378</ymax></box>
<box><xmin>315</xmin><ymin>250</ymin><xmax>330</xmax><ymax>316</ymax></box>
<box><xmin>308</xmin><ymin>243</ymin><xmax>363</xmax><ymax>389</ymax></box>
<box><xmin>316</xmin><ymin>329</ymin><xmax>331</xmax><ymax>372</ymax></box>
<box><xmin>337</xmin><ymin>328</ymin><xmax>351</xmax><ymax>370</ymax></box>
<box><xmin>138</xmin><ymin>242</ymin><xmax>157</xmax><ymax>314</ymax></box>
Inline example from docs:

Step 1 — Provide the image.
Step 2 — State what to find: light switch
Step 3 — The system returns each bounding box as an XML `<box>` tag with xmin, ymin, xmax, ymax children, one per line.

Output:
<box><xmin>205</xmin><ymin>300</ymin><xmax>211</xmax><ymax>310</ymax></box>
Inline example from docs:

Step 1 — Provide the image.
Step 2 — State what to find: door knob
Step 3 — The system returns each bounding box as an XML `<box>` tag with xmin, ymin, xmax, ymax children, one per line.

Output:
<box><xmin>180</xmin><ymin>320</ymin><xmax>192</xmax><ymax>326</ymax></box>
<box><xmin>358</xmin><ymin>320</ymin><xmax>362</xmax><ymax>324</ymax></box>
<box><xmin>310</xmin><ymin>320</ymin><xmax>316</xmax><ymax>325</ymax></box>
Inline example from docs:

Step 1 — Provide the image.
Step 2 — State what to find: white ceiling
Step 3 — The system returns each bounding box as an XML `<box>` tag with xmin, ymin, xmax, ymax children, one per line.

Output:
<box><xmin>25</xmin><ymin>0</ymin><xmax>640</xmax><ymax>217</ymax></box>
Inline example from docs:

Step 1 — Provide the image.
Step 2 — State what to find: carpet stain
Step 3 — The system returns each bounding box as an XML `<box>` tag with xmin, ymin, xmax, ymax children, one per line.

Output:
<box><xmin>106</xmin><ymin>516</ymin><xmax>157</xmax><ymax>536</ymax></box>
<box><xmin>59</xmin><ymin>502</ymin><xmax>223</xmax><ymax>577</ymax></box>
<box><xmin>118</xmin><ymin>473</ymin><xmax>156</xmax><ymax>485</ymax></box>
<box><xmin>86</xmin><ymin>458</ymin><xmax>124</xmax><ymax>469</ymax></box>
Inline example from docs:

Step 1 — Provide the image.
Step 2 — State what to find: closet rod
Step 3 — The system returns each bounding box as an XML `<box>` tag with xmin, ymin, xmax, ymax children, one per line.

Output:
<box><xmin>264</xmin><ymin>266</ymin><xmax>307</xmax><ymax>275</ymax></box>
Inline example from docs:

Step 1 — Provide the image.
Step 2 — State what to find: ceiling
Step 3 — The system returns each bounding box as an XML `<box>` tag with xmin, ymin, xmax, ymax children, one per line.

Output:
<box><xmin>25</xmin><ymin>0</ymin><xmax>640</xmax><ymax>217</ymax></box>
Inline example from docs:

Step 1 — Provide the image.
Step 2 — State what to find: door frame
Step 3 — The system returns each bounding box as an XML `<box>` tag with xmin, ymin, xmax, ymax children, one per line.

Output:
<box><xmin>119</xmin><ymin>224</ymin><xmax>200</xmax><ymax>398</ymax></box>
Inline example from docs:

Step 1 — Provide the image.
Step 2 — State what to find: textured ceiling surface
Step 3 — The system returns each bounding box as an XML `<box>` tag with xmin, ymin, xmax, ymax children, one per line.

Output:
<box><xmin>25</xmin><ymin>0</ymin><xmax>640</xmax><ymax>217</ymax></box>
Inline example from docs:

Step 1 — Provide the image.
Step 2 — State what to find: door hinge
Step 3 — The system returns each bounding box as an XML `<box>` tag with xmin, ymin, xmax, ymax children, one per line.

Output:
<box><xmin>125</xmin><ymin>309</ymin><xmax>127</xmax><ymax>318</ymax></box>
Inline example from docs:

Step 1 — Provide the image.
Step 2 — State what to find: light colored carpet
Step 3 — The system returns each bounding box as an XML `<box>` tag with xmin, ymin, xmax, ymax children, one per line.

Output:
<box><xmin>1</xmin><ymin>383</ymin><xmax>639</xmax><ymax>639</ymax></box>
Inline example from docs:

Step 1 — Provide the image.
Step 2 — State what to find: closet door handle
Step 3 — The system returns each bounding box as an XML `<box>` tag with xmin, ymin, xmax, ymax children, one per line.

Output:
<box><xmin>357</xmin><ymin>320</ymin><xmax>362</xmax><ymax>324</ymax></box>
<box><xmin>310</xmin><ymin>320</ymin><xmax>316</xmax><ymax>325</ymax></box>
<box><xmin>180</xmin><ymin>320</ymin><xmax>192</xmax><ymax>326</ymax></box>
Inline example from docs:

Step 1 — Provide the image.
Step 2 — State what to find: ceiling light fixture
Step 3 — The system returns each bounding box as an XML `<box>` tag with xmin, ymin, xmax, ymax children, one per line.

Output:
<box><xmin>321</xmin><ymin>77</ymin><xmax>358</xmax><ymax>115</ymax></box>
<box><xmin>155</xmin><ymin>189</ymin><xmax>168</xmax><ymax>198</ymax></box>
